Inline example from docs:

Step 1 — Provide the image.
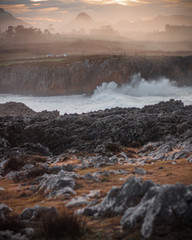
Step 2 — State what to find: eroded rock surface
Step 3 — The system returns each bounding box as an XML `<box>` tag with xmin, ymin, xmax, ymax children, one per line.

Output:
<box><xmin>0</xmin><ymin>100</ymin><xmax>191</xmax><ymax>155</ymax></box>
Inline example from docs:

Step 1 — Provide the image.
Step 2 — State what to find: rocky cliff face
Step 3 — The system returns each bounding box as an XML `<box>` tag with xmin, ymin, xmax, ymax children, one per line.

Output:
<box><xmin>0</xmin><ymin>55</ymin><xmax>192</xmax><ymax>95</ymax></box>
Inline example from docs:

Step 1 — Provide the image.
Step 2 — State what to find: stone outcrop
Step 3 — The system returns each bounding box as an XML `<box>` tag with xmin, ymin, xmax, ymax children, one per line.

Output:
<box><xmin>121</xmin><ymin>182</ymin><xmax>192</xmax><ymax>239</ymax></box>
<box><xmin>0</xmin><ymin>100</ymin><xmax>191</xmax><ymax>155</ymax></box>
<box><xmin>78</xmin><ymin>177</ymin><xmax>192</xmax><ymax>239</ymax></box>
<box><xmin>0</xmin><ymin>55</ymin><xmax>191</xmax><ymax>95</ymax></box>
<box><xmin>38</xmin><ymin>170</ymin><xmax>77</xmax><ymax>198</ymax></box>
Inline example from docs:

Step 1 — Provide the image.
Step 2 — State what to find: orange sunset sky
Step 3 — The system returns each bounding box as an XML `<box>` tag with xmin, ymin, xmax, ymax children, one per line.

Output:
<box><xmin>0</xmin><ymin>0</ymin><xmax>192</xmax><ymax>29</ymax></box>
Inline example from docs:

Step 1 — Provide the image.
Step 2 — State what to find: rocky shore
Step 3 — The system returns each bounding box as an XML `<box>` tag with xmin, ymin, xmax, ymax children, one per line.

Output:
<box><xmin>0</xmin><ymin>55</ymin><xmax>192</xmax><ymax>95</ymax></box>
<box><xmin>0</xmin><ymin>100</ymin><xmax>192</xmax><ymax>239</ymax></box>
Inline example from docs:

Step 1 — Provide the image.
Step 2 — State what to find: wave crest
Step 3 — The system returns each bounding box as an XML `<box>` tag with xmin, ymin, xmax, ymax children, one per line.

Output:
<box><xmin>92</xmin><ymin>73</ymin><xmax>179</xmax><ymax>99</ymax></box>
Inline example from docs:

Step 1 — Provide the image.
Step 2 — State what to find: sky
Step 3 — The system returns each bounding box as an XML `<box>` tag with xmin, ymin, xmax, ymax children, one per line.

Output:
<box><xmin>0</xmin><ymin>0</ymin><xmax>192</xmax><ymax>30</ymax></box>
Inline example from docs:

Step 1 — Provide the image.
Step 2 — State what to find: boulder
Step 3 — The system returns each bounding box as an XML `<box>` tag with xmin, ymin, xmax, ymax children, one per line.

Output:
<box><xmin>66</xmin><ymin>197</ymin><xmax>90</xmax><ymax>208</ymax></box>
<box><xmin>38</xmin><ymin>170</ymin><xmax>76</xmax><ymax>198</ymax></box>
<box><xmin>79</xmin><ymin>177</ymin><xmax>155</xmax><ymax>216</ymax></box>
<box><xmin>121</xmin><ymin>183</ymin><xmax>192</xmax><ymax>239</ymax></box>
<box><xmin>0</xmin><ymin>203</ymin><xmax>12</xmax><ymax>221</ymax></box>
<box><xmin>20</xmin><ymin>205</ymin><xmax>58</xmax><ymax>220</ymax></box>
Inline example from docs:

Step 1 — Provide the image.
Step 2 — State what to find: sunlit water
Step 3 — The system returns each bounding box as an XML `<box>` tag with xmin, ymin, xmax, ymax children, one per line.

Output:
<box><xmin>0</xmin><ymin>74</ymin><xmax>192</xmax><ymax>115</ymax></box>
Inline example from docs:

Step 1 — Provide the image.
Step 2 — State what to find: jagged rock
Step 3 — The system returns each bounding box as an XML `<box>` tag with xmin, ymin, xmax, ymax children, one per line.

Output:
<box><xmin>83</xmin><ymin>172</ymin><xmax>100</xmax><ymax>182</ymax></box>
<box><xmin>135</xmin><ymin>167</ymin><xmax>147</xmax><ymax>175</ymax></box>
<box><xmin>121</xmin><ymin>183</ymin><xmax>192</xmax><ymax>239</ymax></box>
<box><xmin>153</xmin><ymin>153</ymin><xmax>166</xmax><ymax>161</ymax></box>
<box><xmin>0</xmin><ymin>100</ymin><xmax>192</xmax><ymax>154</ymax></box>
<box><xmin>20</xmin><ymin>205</ymin><xmax>58</xmax><ymax>220</ymax></box>
<box><xmin>48</xmin><ymin>187</ymin><xmax>76</xmax><ymax>199</ymax></box>
<box><xmin>92</xmin><ymin>170</ymin><xmax>110</xmax><ymax>178</ymax></box>
<box><xmin>38</xmin><ymin>170</ymin><xmax>76</xmax><ymax>198</ymax></box>
<box><xmin>188</xmin><ymin>155</ymin><xmax>192</xmax><ymax>163</ymax></box>
<box><xmin>5</xmin><ymin>170</ymin><xmax>28</xmax><ymax>181</ymax></box>
<box><xmin>0</xmin><ymin>203</ymin><xmax>12</xmax><ymax>221</ymax></box>
<box><xmin>86</xmin><ymin>190</ymin><xmax>101</xmax><ymax>199</ymax></box>
<box><xmin>0</xmin><ymin>138</ymin><xmax>9</xmax><ymax>148</ymax></box>
<box><xmin>173</xmin><ymin>149</ymin><xmax>188</xmax><ymax>160</ymax></box>
<box><xmin>78</xmin><ymin>177</ymin><xmax>155</xmax><ymax>216</ymax></box>
<box><xmin>66</xmin><ymin>197</ymin><xmax>90</xmax><ymax>208</ymax></box>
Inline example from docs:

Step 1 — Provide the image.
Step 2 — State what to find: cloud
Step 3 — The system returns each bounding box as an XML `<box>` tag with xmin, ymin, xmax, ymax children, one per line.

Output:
<box><xmin>0</xmin><ymin>0</ymin><xmax>191</xmax><ymax>30</ymax></box>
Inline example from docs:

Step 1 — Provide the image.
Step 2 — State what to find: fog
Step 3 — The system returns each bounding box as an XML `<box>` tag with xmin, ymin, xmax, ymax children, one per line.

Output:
<box><xmin>0</xmin><ymin>7</ymin><xmax>192</xmax><ymax>56</ymax></box>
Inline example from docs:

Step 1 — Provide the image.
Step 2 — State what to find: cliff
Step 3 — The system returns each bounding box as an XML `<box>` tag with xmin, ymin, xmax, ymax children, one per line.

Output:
<box><xmin>0</xmin><ymin>55</ymin><xmax>192</xmax><ymax>95</ymax></box>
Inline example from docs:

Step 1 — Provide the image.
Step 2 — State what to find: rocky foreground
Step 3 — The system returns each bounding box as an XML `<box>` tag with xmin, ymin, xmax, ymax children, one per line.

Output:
<box><xmin>0</xmin><ymin>55</ymin><xmax>192</xmax><ymax>95</ymax></box>
<box><xmin>0</xmin><ymin>100</ymin><xmax>192</xmax><ymax>240</ymax></box>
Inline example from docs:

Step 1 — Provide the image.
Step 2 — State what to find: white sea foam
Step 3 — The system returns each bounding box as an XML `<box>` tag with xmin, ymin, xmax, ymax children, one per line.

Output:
<box><xmin>0</xmin><ymin>74</ymin><xmax>192</xmax><ymax>114</ymax></box>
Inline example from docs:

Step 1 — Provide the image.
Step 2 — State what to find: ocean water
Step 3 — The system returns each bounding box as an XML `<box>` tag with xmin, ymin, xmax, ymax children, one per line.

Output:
<box><xmin>0</xmin><ymin>74</ymin><xmax>192</xmax><ymax>115</ymax></box>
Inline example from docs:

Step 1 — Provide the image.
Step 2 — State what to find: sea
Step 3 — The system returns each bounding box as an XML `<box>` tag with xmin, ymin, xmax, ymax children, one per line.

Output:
<box><xmin>0</xmin><ymin>74</ymin><xmax>192</xmax><ymax>115</ymax></box>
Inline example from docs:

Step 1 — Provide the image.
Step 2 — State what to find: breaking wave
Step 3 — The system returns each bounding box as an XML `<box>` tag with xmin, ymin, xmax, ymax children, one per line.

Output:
<box><xmin>0</xmin><ymin>74</ymin><xmax>192</xmax><ymax>114</ymax></box>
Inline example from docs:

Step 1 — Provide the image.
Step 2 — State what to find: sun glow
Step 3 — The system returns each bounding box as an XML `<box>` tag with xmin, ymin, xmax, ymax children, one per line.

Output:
<box><xmin>115</xmin><ymin>0</ymin><xmax>139</xmax><ymax>5</ymax></box>
<box><xmin>30</xmin><ymin>0</ymin><xmax>48</xmax><ymax>2</ymax></box>
<box><xmin>83</xmin><ymin>0</ymin><xmax>140</xmax><ymax>6</ymax></box>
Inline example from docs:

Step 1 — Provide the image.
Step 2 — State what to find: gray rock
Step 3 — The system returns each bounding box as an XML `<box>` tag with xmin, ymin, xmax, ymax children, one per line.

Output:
<box><xmin>0</xmin><ymin>138</ymin><xmax>9</xmax><ymax>148</ymax></box>
<box><xmin>0</xmin><ymin>186</ymin><xmax>5</xmax><ymax>191</ymax></box>
<box><xmin>153</xmin><ymin>153</ymin><xmax>166</xmax><ymax>161</ymax></box>
<box><xmin>48</xmin><ymin>187</ymin><xmax>76</xmax><ymax>199</ymax></box>
<box><xmin>66</xmin><ymin>197</ymin><xmax>90</xmax><ymax>208</ymax></box>
<box><xmin>110</xmin><ymin>170</ymin><xmax>129</xmax><ymax>175</ymax></box>
<box><xmin>86</xmin><ymin>190</ymin><xmax>101</xmax><ymax>199</ymax></box>
<box><xmin>0</xmin><ymin>203</ymin><xmax>12</xmax><ymax>221</ymax></box>
<box><xmin>20</xmin><ymin>205</ymin><xmax>58</xmax><ymax>220</ymax></box>
<box><xmin>83</xmin><ymin>172</ymin><xmax>100</xmax><ymax>182</ymax></box>
<box><xmin>121</xmin><ymin>183</ymin><xmax>192</xmax><ymax>239</ymax></box>
<box><xmin>109</xmin><ymin>155</ymin><xmax>118</xmax><ymax>164</ymax></box>
<box><xmin>187</xmin><ymin>155</ymin><xmax>192</xmax><ymax>162</ymax></box>
<box><xmin>135</xmin><ymin>167</ymin><xmax>147</xmax><ymax>175</ymax></box>
<box><xmin>22</xmin><ymin>164</ymin><xmax>34</xmax><ymax>170</ymax></box>
<box><xmin>38</xmin><ymin>170</ymin><xmax>76</xmax><ymax>197</ymax></box>
<box><xmin>79</xmin><ymin>177</ymin><xmax>155</xmax><ymax>216</ymax></box>
<box><xmin>173</xmin><ymin>149</ymin><xmax>188</xmax><ymax>160</ymax></box>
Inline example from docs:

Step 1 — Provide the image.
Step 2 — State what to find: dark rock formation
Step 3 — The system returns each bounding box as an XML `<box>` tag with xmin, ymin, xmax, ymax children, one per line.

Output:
<box><xmin>0</xmin><ymin>102</ymin><xmax>36</xmax><ymax>117</ymax></box>
<box><xmin>0</xmin><ymin>100</ymin><xmax>191</xmax><ymax>155</ymax></box>
<box><xmin>0</xmin><ymin>55</ymin><xmax>191</xmax><ymax>95</ymax></box>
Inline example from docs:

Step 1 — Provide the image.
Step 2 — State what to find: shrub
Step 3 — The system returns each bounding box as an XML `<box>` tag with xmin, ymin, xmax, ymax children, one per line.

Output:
<box><xmin>40</xmin><ymin>209</ymin><xmax>87</xmax><ymax>239</ymax></box>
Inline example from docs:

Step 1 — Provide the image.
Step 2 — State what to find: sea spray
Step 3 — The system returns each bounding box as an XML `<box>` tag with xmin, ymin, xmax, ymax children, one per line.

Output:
<box><xmin>0</xmin><ymin>74</ymin><xmax>192</xmax><ymax>114</ymax></box>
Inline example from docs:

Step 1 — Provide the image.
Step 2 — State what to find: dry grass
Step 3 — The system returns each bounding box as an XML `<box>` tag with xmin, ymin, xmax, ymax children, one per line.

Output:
<box><xmin>0</xmin><ymin>148</ymin><xmax>192</xmax><ymax>239</ymax></box>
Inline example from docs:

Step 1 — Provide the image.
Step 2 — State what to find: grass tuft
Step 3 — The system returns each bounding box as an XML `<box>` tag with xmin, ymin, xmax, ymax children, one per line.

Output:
<box><xmin>40</xmin><ymin>209</ymin><xmax>87</xmax><ymax>239</ymax></box>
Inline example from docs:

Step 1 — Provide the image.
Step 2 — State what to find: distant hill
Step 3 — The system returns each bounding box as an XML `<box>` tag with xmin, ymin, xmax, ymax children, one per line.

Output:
<box><xmin>63</xmin><ymin>12</ymin><xmax>99</xmax><ymax>34</ymax></box>
<box><xmin>115</xmin><ymin>14</ymin><xmax>192</xmax><ymax>34</ymax></box>
<box><xmin>0</xmin><ymin>8</ymin><xmax>30</xmax><ymax>31</ymax></box>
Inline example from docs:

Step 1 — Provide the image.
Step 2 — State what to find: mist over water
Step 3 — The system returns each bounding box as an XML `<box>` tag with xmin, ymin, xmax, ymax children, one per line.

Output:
<box><xmin>0</xmin><ymin>75</ymin><xmax>192</xmax><ymax>115</ymax></box>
